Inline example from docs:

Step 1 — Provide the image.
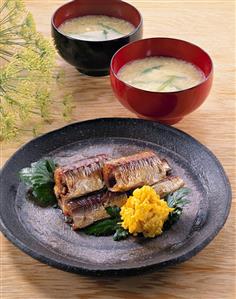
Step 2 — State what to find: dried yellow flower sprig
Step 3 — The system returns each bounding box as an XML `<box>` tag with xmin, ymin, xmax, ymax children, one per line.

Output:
<box><xmin>0</xmin><ymin>0</ymin><xmax>72</xmax><ymax>141</ymax></box>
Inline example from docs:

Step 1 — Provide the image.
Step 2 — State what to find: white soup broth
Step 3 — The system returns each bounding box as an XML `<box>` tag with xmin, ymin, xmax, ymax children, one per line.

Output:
<box><xmin>58</xmin><ymin>15</ymin><xmax>135</xmax><ymax>41</ymax></box>
<box><xmin>118</xmin><ymin>57</ymin><xmax>205</xmax><ymax>92</ymax></box>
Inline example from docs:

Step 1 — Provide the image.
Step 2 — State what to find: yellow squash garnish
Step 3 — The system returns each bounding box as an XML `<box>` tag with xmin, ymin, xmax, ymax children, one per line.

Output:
<box><xmin>120</xmin><ymin>186</ymin><xmax>174</xmax><ymax>238</ymax></box>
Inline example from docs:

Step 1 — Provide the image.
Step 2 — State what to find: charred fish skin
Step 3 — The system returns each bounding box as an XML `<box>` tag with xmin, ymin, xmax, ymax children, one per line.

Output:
<box><xmin>66</xmin><ymin>191</ymin><xmax>127</xmax><ymax>230</ymax></box>
<box><xmin>152</xmin><ymin>176</ymin><xmax>185</xmax><ymax>197</ymax></box>
<box><xmin>103</xmin><ymin>151</ymin><xmax>168</xmax><ymax>192</ymax></box>
<box><xmin>54</xmin><ymin>154</ymin><xmax>108</xmax><ymax>203</ymax></box>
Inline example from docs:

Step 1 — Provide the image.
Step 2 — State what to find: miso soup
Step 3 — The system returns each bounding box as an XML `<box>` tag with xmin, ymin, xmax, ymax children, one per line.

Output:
<box><xmin>118</xmin><ymin>57</ymin><xmax>205</xmax><ymax>92</ymax></box>
<box><xmin>58</xmin><ymin>15</ymin><xmax>135</xmax><ymax>41</ymax></box>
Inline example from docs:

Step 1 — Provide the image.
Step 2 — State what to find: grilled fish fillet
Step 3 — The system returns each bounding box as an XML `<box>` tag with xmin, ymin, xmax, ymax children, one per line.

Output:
<box><xmin>161</xmin><ymin>159</ymin><xmax>171</xmax><ymax>174</ymax></box>
<box><xmin>54</xmin><ymin>154</ymin><xmax>108</xmax><ymax>203</ymax></box>
<box><xmin>65</xmin><ymin>175</ymin><xmax>184</xmax><ymax>230</ymax></box>
<box><xmin>152</xmin><ymin>176</ymin><xmax>185</xmax><ymax>197</ymax></box>
<box><xmin>103</xmin><ymin>151</ymin><xmax>168</xmax><ymax>192</ymax></box>
<box><xmin>65</xmin><ymin>191</ymin><xmax>127</xmax><ymax>230</ymax></box>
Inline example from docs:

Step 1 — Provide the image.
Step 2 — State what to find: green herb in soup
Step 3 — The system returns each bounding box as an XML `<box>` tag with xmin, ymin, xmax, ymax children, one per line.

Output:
<box><xmin>118</xmin><ymin>57</ymin><xmax>205</xmax><ymax>92</ymax></box>
<box><xmin>141</xmin><ymin>65</ymin><xmax>163</xmax><ymax>74</ymax></box>
<box><xmin>98</xmin><ymin>22</ymin><xmax>123</xmax><ymax>35</ymax></box>
<box><xmin>157</xmin><ymin>75</ymin><xmax>186</xmax><ymax>91</ymax></box>
<box><xmin>58</xmin><ymin>15</ymin><xmax>135</xmax><ymax>41</ymax></box>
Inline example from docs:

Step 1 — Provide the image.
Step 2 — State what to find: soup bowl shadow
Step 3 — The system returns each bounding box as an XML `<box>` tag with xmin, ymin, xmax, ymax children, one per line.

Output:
<box><xmin>51</xmin><ymin>0</ymin><xmax>143</xmax><ymax>77</ymax></box>
<box><xmin>110</xmin><ymin>38</ymin><xmax>213</xmax><ymax>124</ymax></box>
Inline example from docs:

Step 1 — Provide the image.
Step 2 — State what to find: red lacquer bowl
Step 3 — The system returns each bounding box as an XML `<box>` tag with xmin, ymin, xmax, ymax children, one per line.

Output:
<box><xmin>110</xmin><ymin>38</ymin><xmax>213</xmax><ymax>124</ymax></box>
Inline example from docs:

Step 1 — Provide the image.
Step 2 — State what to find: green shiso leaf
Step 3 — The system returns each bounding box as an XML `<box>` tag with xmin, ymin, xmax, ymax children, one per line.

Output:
<box><xmin>83</xmin><ymin>218</ymin><xmax>118</xmax><ymax>236</ymax></box>
<box><xmin>19</xmin><ymin>158</ymin><xmax>57</xmax><ymax>206</ymax></box>
<box><xmin>164</xmin><ymin>187</ymin><xmax>191</xmax><ymax>230</ymax></box>
<box><xmin>105</xmin><ymin>206</ymin><xmax>121</xmax><ymax>218</ymax></box>
<box><xmin>83</xmin><ymin>205</ymin><xmax>129</xmax><ymax>240</ymax></box>
<box><xmin>113</xmin><ymin>226</ymin><xmax>129</xmax><ymax>241</ymax></box>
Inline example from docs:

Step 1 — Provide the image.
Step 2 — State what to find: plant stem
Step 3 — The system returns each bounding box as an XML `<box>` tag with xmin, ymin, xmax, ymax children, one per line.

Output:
<box><xmin>0</xmin><ymin>48</ymin><xmax>13</xmax><ymax>56</ymax></box>
<box><xmin>0</xmin><ymin>24</ymin><xmax>22</xmax><ymax>35</ymax></box>
<box><xmin>0</xmin><ymin>40</ymin><xmax>25</xmax><ymax>46</ymax></box>
<box><xmin>0</xmin><ymin>1</ymin><xmax>8</xmax><ymax>15</ymax></box>
<box><xmin>0</xmin><ymin>85</ymin><xmax>6</xmax><ymax>93</ymax></box>
<box><xmin>0</xmin><ymin>54</ymin><xmax>10</xmax><ymax>61</ymax></box>
<box><xmin>0</xmin><ymin>8</ymin><xmax>18</xmax><ymax>26</ymax></box>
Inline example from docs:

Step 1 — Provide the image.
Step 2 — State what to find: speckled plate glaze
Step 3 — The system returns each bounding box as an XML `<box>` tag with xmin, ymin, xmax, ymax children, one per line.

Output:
<box><xmin>0</xmin><ymin>118</ymin><xmax>231</xmax><ymax>276</ymax></box>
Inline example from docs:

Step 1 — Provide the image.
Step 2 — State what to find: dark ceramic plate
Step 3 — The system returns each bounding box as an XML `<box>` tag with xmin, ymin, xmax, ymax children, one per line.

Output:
<box><xmin>0</xmin><ymin>118</ymin><xmax>231</xmax><ymax>276</ymax></box>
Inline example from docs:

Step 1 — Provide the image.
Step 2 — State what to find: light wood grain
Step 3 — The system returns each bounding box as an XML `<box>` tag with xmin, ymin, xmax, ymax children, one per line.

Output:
<box><xmin>1</xmin><ymin>1</ymin><xmax>236</xmax><ymax>298</ymax></box>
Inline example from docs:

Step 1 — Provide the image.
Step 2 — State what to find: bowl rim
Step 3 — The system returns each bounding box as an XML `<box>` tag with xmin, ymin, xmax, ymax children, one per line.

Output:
<box><xmin>110</xmin><ymin>37</ymin><xmax>214</xmax><ymax>94</ymax></box>
<box><xmin>51</xmin><ymin>0</ymin><xmax>143</xmax><ymax>43</ymax></box>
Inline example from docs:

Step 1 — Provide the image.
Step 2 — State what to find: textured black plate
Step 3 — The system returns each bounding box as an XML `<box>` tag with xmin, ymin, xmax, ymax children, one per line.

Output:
<box><xmin>0</xmin><ymin>118</ymin><xmax>231</xmax><ymax>276</ymax></box>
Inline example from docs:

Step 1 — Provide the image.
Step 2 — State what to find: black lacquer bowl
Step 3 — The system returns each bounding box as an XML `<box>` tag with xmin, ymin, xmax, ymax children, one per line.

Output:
<box><xmin>0</xmin><ymin>119</ymin><xmax>231</xmax><ymax>276</ymax></box>
<box><xmin>51</xmin><ymin>0</ymin><xmax>143</xmax><ymax>76</ymax></box>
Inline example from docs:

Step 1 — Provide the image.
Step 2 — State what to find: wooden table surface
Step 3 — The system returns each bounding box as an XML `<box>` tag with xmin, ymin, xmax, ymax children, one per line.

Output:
<box><xmin>1</xmin><ymin>0</ymin><xmax>235</xmax><ymax>298</ymax></box>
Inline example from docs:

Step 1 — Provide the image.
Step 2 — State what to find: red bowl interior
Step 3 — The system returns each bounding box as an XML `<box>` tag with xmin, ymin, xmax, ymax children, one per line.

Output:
<box><xmin>52</xmin><ymin>0</ymin><xmax>142</xmax><ymax>30</ymax></box>
<box><xmin>110</xmin><ymin>38</ymin><xmax>213</xmax><ymax>124</ymax></box>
